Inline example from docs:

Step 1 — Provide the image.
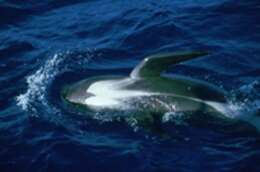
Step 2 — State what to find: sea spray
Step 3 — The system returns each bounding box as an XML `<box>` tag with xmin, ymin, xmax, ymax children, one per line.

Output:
<box><xmin>16</xmin><ymin>50</ymin><xmax>95</xmax><ymax>116</ymax></box>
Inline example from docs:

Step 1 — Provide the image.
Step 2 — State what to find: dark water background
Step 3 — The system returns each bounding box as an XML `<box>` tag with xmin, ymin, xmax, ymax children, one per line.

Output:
<box><xmin>1</xmin><ymin>0</ymin><xmax>260</xmax><ymax>171</ymax></box>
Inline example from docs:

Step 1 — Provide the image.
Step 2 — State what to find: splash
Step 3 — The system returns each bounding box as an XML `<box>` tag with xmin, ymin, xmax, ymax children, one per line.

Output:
<box><xmin>16</xmin><ymin>54</ymin><xmax>63</xmax><ymax>114</ymax></box>
<box><xmin>15</xmin><ymin>50</ymin><xmax>260</xmax><ymax>133</ymax></box>
<box><xmin>206</xmin><ymin>80</ymin><xmax>260</xmax><ymax>130</ymax></box>
<box><xmin>16</xmin><ymin>50</ymin><xmax>95</xmax><ymax>116</ymax></box>
<box><xmin>227</xmin><ymin>80</ymin><xmax>260</xmax><ymax>130</ymax></box>
<box><xmin>162</xmin><ymin>111</ymin><xmax>187</xmax><ymax>126</ymax></box>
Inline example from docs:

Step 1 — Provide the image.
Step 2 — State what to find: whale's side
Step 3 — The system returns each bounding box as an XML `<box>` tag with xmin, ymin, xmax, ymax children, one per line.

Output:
<box><xmin>129</xmin><ymin>51</ymin><xmax>226</xmax><ymax>102</ymax></box>
<box><xmin>61</xmin><ymin>51</ymin><xmax>258</xmax><ymax>136</ymax></box>
<box><xmin>63</xmin><ymin>51</ymin><xmax>227</xmax><ymax>111</ymax></box>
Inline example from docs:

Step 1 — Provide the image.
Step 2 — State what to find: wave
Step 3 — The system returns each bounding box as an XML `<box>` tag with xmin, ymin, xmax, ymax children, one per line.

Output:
<box><xmin>16</xmin><ymin>50</ymin><xmax>95</xmax><ymax>116</ymax></box>
<box><xmin>205</xmin><ymin>80</ymin><xmax>260</xmax><ymax>131</ymax></box>
<box><xmin>228</xmin><ymin>80</ymin><xmax>260</xmax><ymax>128</ymax></box>
<box><xmin>0</xmin><ymin>41</ymin><xmax>35</xmax><ymax>60</ymax></box>
<box><xmin>0</xmin><ymin>0</ymin><xmax>87</xmax><ymax>26</ymax></box>
<box><xmin>16</xmin><ymin>53</ymin><xmax>62</xmax><ymax>114</ymax></box>
<box><xmin>0</xmin><ymin>5</ymin><xmax>32</xmax><ymax>25</ymax></box>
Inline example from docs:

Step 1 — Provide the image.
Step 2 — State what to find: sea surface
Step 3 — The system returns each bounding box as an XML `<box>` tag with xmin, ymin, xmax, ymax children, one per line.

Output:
<box><xmin>1</xmin><ymin>0</ymin><xmax>260</xmax><ymax>171</ymax></box>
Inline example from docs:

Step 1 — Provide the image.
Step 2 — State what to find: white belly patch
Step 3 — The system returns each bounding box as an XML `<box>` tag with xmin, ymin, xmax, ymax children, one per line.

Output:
<box><xmin>84</xmin><ymin>78</ymin><xmax>152</xmax><ymax>108</ymax></box>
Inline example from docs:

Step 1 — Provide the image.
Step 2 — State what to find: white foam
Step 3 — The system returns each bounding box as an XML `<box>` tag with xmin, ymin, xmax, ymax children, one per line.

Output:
<box><xmin>16</xmin><ymin>54</ymin><xmax>62</xmax><ymax>113</ymax></box>
<box><xmin>206</xmin><ymin>100</ymin><xmax>260</xmax><ymax>131</ymax></box>
<box><xmin>16</xmin><ymin>50</ymin><xmax>95</xmax><ymax>114</ymax></box>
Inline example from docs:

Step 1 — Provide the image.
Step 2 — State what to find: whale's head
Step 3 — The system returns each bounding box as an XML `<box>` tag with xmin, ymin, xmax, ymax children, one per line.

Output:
<box><xmin>62</xmin><ymin>76</ymin><xmax>154</xmax><ymax>110</ymax></box>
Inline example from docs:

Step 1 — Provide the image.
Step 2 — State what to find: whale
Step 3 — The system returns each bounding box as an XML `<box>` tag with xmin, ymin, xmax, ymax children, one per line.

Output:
<box><xmin>62</xmin><ymin>51</ymin><xmax>257</xmax><ymax>135</ymax></box>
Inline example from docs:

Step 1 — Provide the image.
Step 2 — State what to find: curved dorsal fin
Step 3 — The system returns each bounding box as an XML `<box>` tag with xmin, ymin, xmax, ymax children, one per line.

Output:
<box><xmin>130</xmin><ymin>51</ymin><xmax>209</xmax><ymax>78</ymax></box>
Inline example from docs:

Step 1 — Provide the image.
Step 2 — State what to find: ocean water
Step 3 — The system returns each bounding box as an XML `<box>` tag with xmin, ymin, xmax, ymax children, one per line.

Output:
<box><xmin>1</xmin><ymin>0</ymin><xmax>260</xmax><ymax>171</ymax></box>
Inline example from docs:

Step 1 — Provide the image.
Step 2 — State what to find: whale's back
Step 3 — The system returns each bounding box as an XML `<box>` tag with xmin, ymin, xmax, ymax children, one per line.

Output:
<box><xmin>126</xmin><ymin>75</ymin><xmax>227</xmax><ymax>103</ymax></box>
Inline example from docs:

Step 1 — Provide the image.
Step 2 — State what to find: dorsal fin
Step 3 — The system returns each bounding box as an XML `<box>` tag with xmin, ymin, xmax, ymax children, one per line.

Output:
<box><xmin>130</xmin><ymin>51</ymin><xmax>209</xmax><ymax>78</ymax></box>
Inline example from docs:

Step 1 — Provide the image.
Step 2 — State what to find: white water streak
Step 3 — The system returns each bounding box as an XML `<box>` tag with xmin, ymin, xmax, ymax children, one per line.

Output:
<box><xmin>16</xmin><ymin>54</ymin><xmax>62</xmax><ymax>113</ymax></box>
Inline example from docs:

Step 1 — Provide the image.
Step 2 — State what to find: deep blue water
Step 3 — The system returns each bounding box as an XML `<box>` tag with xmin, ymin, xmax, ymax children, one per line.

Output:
<box><xmin>1</xmin><ymin>0</ymin><xmax>260</xmax><ymax>171</ymax></box>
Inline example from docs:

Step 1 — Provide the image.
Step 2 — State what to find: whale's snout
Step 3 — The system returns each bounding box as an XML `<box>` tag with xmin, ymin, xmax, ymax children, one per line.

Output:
<box><xmin>85</xmin><ymin>92</ymin><xmax>95</xmax><ymax>98</ymax></box>
<box><xmin>62</xmin><ymin>84</ymin><xmax>93</xmax><ymax>105</ymax></box>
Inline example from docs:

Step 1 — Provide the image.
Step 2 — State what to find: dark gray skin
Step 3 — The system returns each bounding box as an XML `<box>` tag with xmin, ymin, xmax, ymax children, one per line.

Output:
<box><xmin>62</xmin><ymin>52</ymin><xmax>257</xmax><ymax>135</ymax></box>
